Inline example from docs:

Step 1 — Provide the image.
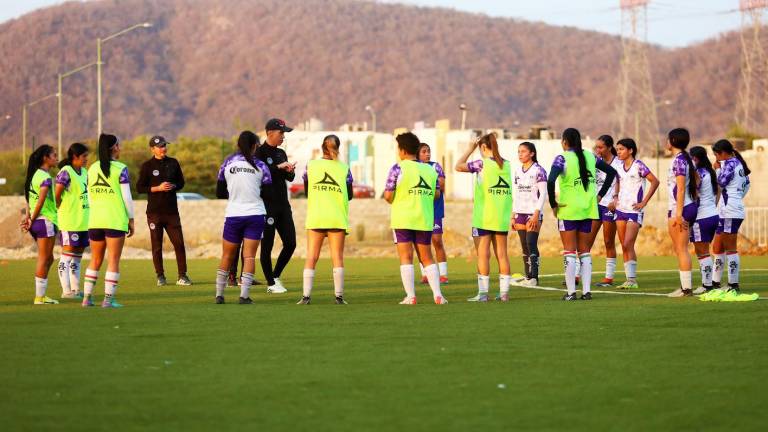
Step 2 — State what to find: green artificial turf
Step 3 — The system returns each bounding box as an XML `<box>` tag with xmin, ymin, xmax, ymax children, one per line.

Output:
<box><xmin>0</xmin><ymin>256</ymin><xmax>766</xmax><ymax>431</ymax></box>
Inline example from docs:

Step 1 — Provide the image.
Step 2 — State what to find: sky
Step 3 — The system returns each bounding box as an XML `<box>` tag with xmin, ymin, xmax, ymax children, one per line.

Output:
<box><xmin>0</xmin><ymin>0</ymin><xmax>746</xmax><ymax>47</ymax></box>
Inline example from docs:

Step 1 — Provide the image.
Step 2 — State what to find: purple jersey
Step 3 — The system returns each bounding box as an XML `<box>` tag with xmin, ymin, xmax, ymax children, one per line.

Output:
<box><xmin>616</xmin><ymin>159</ymin><xmax>651</xmax><ymax>215</ymax></box>
<box><xmin>513</xmin><ymin>162</ymin><xmax>547</xmax><ymax>214</ymax></box>
<box><xmin>55</xmin><ymin>169</ymin><xmax>71</xmax><ymax>189</ymax></box>
<box><xmin>667</xmin><ymin>152</ymin><xmax>694</xmax><ymax>212</ymax></box>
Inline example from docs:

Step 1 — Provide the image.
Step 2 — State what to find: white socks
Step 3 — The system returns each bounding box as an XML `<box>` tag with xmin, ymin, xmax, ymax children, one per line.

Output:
<box><xmin>104</xmin><ymin>272</ymin><xmax>119</xmax><ymax>297</ymax></box>
<box><xmin>438</xmin><ymin>262</ymin><xmax>448</xmax><ymax>277</ymax></box>
<box><xmin>240</xmin><ymin>272</ymin><xmax>254</xmax><ymax>298</ymax></box>
<box><xmin>679</xmin><ymin>270</ymin><xmax>692</xmax><ymax>291</ymax></box>
<box><xmin>477</xmin><ymin>275</ymin><xmax>490</xmax><ymax>294</ymax></box>
<box><xmin>580</xmin><ymin>253</ymin><xmax>592</xmax><ymax>294</ymax></box>
<box><xmin>605</xmin><ymin>257</ymin><xmax>617</xmax><ymax>280</ymax></box>
<box><xmin>333</xmin><ymin>267</ymin><xmax>344</xmax><ymax>297</ymax></box>
<box><xmin>69</xmin><ymin>254</ymin><xmax>82</xmax><ymax>293</ymax></box>
<box><xmin>35</xmin><ymin>277</ymin><xmax>47</xmax><ymax>298</ymax></box>
<box><xmin>84</xmin><ymin>269</ymin><xmax>99</xmax><ymax>296</ymax></box>
<box><xmin>499</xmin><ymin>274</ymin><xmax>511</xmax><ymax>295</ymax></box>
<box><xmin>215</xmin><ymin>269</ymin><xmax>228</xmax><ymax>297</ymax></box>
<box><xmin>727</xmin><ymin>252</ymin><xmax>740</xmax><ymax>285</ymax></box>
<box><xmin>697</xmin><ymin>254</ymin><xmax>713</xmax><ymax>287</ymax></box>
<box><xmin>58</xmin><ymin>254</ymin><xmax>72</xmax><ymax>294</ymax></box>
<box><xmin>575</xmin><ymin>258</ymin><xmax>581</xmax><ymax>279</ymax></box>
<box><xmin>400</xmin><ymin>264</ymin><xmax>416</xmax><ymax>298</ymax></box>
<box><xmin>564</xmin><ymin>252</ymin><xmax>578</xmax><ymax>294</ymax></box>
<box><xmin>624</xmin><ymin>260</ymin><xmax>637</xmax><ymax>281</ymax></box>
<box><xmin>303</xmin><ymin>268</ymin><xmax>315</xmax><ymax>297</ymax></box>
<box><xmin>424</xmin><ymin>264</ymin><xmax>443</xmax><ymax>299</ymax></box>
<box><xmin>713</xmin><ymin>253</ymin><xmax>725</xmax><ymax>284</ymax></box>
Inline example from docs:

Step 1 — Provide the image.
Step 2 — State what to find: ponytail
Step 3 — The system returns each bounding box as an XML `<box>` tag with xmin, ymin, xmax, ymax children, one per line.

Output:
<box><xmin>668</xmin><ymin>128</ymin><xmax>697</xmax><ymax>201</ymax></box>
<box><xmin>616</xmin><ymin>138</ymin><xmax>638</xmax><ymax>158</ymax></box>
<box><xmin>734</xmin><ymin>150</ymin><xmax>752</xmax><ymax>176</ymax></box>
<box><xmin>519</xmin><ymin>142</ymin><xmax>538</xmax><ymax>164</ymax></box>
<box><xmin>98</xmin><ymin>133</ymin><xmax>118</xmax><ymax>178</ymax></box>
<box><xmin>322</xmin><ymin>134</ymin><xmax>341</xmax><ymax>159</ymax></box>
<box><xmin>563</xmin><ymin>128</ymin><xmax>589</xmax><ymax>191</ymax></box>
<box><xmin>598</xmin><ymin>134</ymin><xmax>617</xmax><ymax>157</ymax></box>
<box><xmin>237</xmin><ymin>130</ymin><xmax>260</xmax><ymax>170</ymax></box>
<box><xmin>713</xmin><ymin>139</ymin><xmax>752</xmax><ymax>176</ymax></box>
<box><xmin>690</xmin><ymin>146</ymin><xmax>717</xmax><ymax>195</ymax></box>
<box><xmin>478</xmin><ymin>133</ymin><xmax>503</xmax><ymax>169</ymax></box>
<box><xmin>58</xmin><ymin>142</ymin><xmax>88</xmax><ymax>169</ymax></box>
<box><xmin>24</xmin><ymin>145</ymin><xmax>54</xmax><ymax>202</ymax></box>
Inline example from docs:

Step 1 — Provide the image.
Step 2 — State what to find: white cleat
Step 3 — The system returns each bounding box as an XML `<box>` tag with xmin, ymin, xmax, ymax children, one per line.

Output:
<box><xmin>467</xmin><ymin>293</ymin><xmax>489</xmax><ymax>302</ymax></box>
<box><xmin>399</xmin><ymin>296</ymin><xmax>417</xmax><ymax>305</ymax></box>
<box><xmin>692</xmin><ymin>286</ymin><xmax>708</xmax><ymax>295</ymax></box>
<box><xmin>434</xmin><ymin>296</ymin><xmax>448</xmax><ymax>305</ymax></box>
<box><xmin>267</xmin><ymin>278</ymin><xmax>287</xmax><ymax>294</ymax></box>
<box><xmin>519</xmin><ymin>278</ymin><xmax>538</xmax><ymax>287</ymax></box>
<box><xmin>60</xmin><ymin>291</ymin><xmax>78</xmax><ymax>299</ymax></box>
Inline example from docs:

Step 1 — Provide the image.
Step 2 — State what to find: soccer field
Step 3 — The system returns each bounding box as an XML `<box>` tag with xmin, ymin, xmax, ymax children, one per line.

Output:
<box><xmin>1</xmin><ymin>256</ymin><xmax>766</xmax><ymax>431</ymax></box>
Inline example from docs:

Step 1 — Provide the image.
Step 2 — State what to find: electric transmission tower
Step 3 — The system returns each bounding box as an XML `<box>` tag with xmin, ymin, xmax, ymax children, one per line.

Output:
<box><xmin>737</xmin><ymin>0</ymin><xmax>768</xmax><ymax>135</ymax></box>
<box><xmin>616</xmin><ymin>0</ymin><xmax>660</xmax><ymax>152</ymax></box>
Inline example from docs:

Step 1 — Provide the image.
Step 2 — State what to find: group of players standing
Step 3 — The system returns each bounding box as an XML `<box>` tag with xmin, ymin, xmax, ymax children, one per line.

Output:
<box><xmin>21</xmin><ymin>119</ymin><xmax>751</xmax><ymax>306</ymax></box>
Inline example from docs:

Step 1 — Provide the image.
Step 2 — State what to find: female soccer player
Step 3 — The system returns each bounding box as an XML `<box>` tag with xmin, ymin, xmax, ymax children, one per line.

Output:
<box><xmin>20</xmin><ymin>145</ymin><xmax>60</xmax><ymax>305</ymax></box>
<box><xmin>214</xmin><ymin>131</ymin><xmax>272</xmax><ymax>304</ymax></box>
<box><xmin>547</xmin><ymin>128</ymin><xmax>617</xmax><ymax>301</ymax></box>
<box><xmin>297</xmin><ymin>135</ymin><xmax>353</xmax><ymax>305</ymax></box>
<box><xmin>688</xmin><ymin>146</ymin><xmax>719</xmax><ymax>294</ymax></box>
<box><xmin>384</xmin><ymin>132</ymin><xmax>446</xmax><ymax>305</ymax></box>
<box><xmin>512</xmin><ymin>142</ymin><xmax>547</xmax><ymax>287</ymax></box>
<box><xmin>614</xmin><ymin>138</ymin><xmax>659</xmax><ymax>290</ymax></box>
<box><xmin>592</xmin><ymin>135</ymin><xmax>623</xmax><ymax>287</ymax></box>
<box><xmin>55</xmin><ymin>142</ymin><xmax>89</xmax><ymax>299</ymax></box>
<box><xmin>455</xmin><ymin>133</ymin><xmax>513</xmax><ymax>302</ymax></box>
<box><xmin>418</xmin><ymin>143</ymin><xmax>449</xmax><ymax>284</ymax></box>
<box><xmin>665</xmin><ymin>128</ymin><xmax>699</xmax><ymax>298</ymax></box>
<box><xmin>710</xmin><ymin>139</ymin><xmax>751</xmax><ymax>294</ymax></box>
<box><xmin>83</xmin><ymin>134</ymin><xmax>134</xmax><ymax>308</ymax></box>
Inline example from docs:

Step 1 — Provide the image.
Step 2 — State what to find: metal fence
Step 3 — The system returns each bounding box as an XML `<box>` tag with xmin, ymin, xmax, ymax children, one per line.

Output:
<box><xmin>744</xmin><ymin>207</ymin><xmax>768</xmax><ymax>247</ymax></box>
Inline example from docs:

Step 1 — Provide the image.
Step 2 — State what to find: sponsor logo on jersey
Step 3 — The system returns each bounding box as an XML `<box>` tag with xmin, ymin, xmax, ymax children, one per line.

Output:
<box><xmin>267</xmin><ymin>157</ymin><xmax>274</xmax><ymax>165</ymax></box>
<box><xmin>152</xmin><ymin>170</ymin><xmax>160</xmax><ymax>176</ymax></box>
<box><xmin>71</xmin><ymin>233</ymin><xmax>80</xmax><ymax>241</ymax></box>
<box><xmin>313</xmin><ymin>172</ymin><xmax>342</xmax><ymax>193</ymax></box>
<box><xmin>91</xmin><ymin>173</ymin><xmax>115</xmax><ymax>194</ymax></box>
<box><xmin>489</xmin><ymin>177</ymin><xmax>511</xmax><ymax>195</ymax></box>
<box><xmin>149</xmin><ymin>223</ymin><xmax>156</xmax><ymax>230</ymax></box>
<box><xmin>571</xmin><ymin>172</ymin><xmax>594</xmax><ymax>188</ymax></box>
<box><xmin>230</xmin><ymin>166</ymin><xmax>256</xmax><ymax>175</ymax></box>
<box><xmin>267</xmin><ymin>217</ymin><xmax>275</xmax><ymax>225</ymax></box>
<box><xmin>409</xmin><ymin>176</ymin><xmax>434</xmax><ymax>196</ymax></box>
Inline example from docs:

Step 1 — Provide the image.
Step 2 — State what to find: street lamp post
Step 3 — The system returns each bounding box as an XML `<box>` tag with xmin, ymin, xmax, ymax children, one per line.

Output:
<box><xmin>459</xmin><ymin>103</ymin><xmax>468</xmax><ymax>130</ymax></box>
<box><xmin>365</xmin><ymin>105</ymin><xmax>376</xmax><ymax>133</ymax></box>
<box><xmin>58</xmin><ymin>62</ymin><xmax>97</xmax><ymax>156</ymax></box>
<box><xmin>22</xmin><ymin>93</ymin><xmax>58</xmax><ymax>162</ymax></box>
<box><xmin>97</xmin><ymin>22</ymin><xmax>152</xmax><ymax>136</ymax></box>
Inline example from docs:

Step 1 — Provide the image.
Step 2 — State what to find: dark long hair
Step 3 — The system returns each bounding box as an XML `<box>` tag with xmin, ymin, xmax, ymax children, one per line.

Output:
<box><xmin>598</xmin><ymin>134</ymin><xmax>617</xmax><ymax>157</ymax></box>
<box><xmin>519</xmin><ymin>142</ymin><xmax>538</xmax><ymax>164</ymax></box>
<box><xmin>478</xmin><ymin>133</ymin><xmax>503</xmax><ymax>169</ymax></box>
<box><xmin>58</xmin><ymin>142</ymin><xmax>88</xmax><ymax>169</ymax></box>
<box><xmin>396</xmin><ymin>132</ymin><xmax>420</xmax><ymax>155</ymax></box>
<box><xmin>98</xmin><ymin>133</ymin><xmax>119</xmax><ymax>177</ymax></box>
<box><xmin>690</xmin><ymin>146</ymin><xmax>717</xmax><ymax>195</ymax></box>
<box><xmin>563</xmin><ymin>128</ymin><xmax>589</xmax><ymax>191</ymax></box>
<box><xmin>616</xmin><ymin>138</ymin><xmax>638</xmax><ymax>158</ymax></box>
<box><xmin>712</xmin><ymin>139</ymin><xmax>751</xmax><ymax>176</ymax></box>
<box><xmin>24</xmin><ymin>145</ymin><xmax>54</xmax><ymax>202</ymax></box>
<box><xmin>668</xmin><ymin>128</ymin><xmax>697</xmax><ymax>201</ymax></box>
<box><xmin>322</xmin><ymin>134</ymin><xmax>341</xmax><ymax>159</ymax></box>
<box><xmin>237</xmin><ymin>130</ymin><xmax>260</xmax><ymax>170</ymax></box>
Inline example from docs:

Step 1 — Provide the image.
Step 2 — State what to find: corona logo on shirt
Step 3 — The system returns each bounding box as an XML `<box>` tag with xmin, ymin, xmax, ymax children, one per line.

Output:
<box><xmin>489</xmin><ymin>177</ymin><xmax>511</xmax><ymax>195</ymax></box>
<box><xmin>230</xmin><ymin>166</ymin><xmax>256</xmax><ymax>175</ymax></box>
<box><xmin>409</xmin><ymin>176</ymin><xmax>434</xmax><ymax>196</ymax></box>
<box><xmin>91</xmin><ymin>173</ymin><xmax>115</xmax><ymax>194</ymax></box>
<box><xmin>313</xmin><ymin>172</ymin><xmax>342</xmax><ymax>193</ymax></box>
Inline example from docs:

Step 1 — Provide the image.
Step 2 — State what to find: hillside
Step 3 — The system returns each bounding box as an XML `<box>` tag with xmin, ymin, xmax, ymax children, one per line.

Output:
<box><xmin>0</xmin><ymin>0</ymin><xmax>748</xmax><ymax>151</ymax></box>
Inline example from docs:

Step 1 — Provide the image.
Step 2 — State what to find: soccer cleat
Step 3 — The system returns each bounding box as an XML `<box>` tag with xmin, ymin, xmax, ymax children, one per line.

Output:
<box><xmin>667</xmin><ymin>288</ymin><xmax>692</xmax><ymax>298</ymax></box>
<box><xmin>618</xmin><ymin>280</ymin><xmax>639</xmax><ymax>290</ymax></box>
<box><xmin>215</xmin><ymin>296</ymin><xmax>225</xmax><ymax>304</ymax></box>
<box><xmin>693</xmin><ymin>286</ymin><xmax>712</xmax><ymax>295</ymax></box>
<box><xmin>727</xmin><ymin>283</ymin><xmax>740</xmax><ymax>293</ymax></box>
<box><xmin>34</xmin><ymin>296</ymin><xmax>59</xmax><ymax>305</ymax></box>
<box><xmin>562</xmin><ymin>293</ymin><xmax>579</xmax><ymax>301</ymax></box>
<box><xmin>467</xmin><ymin>293</ymin><xmax>489</xmax><ymax>302</ymax></box>
<box><xmin>712</xmin><ymin>281</ymin><xmax>721</xmax><ymax>289</ymax></box>
<box><xmin>420</xmin><ymin>275</ymin><xmax>428</xmax><ymax>284</ymax></box>
<box><xmin>495</xmin><ymin>292</ymin><xmax>509</xmax><ymax>302</ymax></box>
<box><xmin>580</xmin><ymin>292</ymin><xmax>593</xmax><ymax>300</ymax></box>
<box><xmin>267</xmin><ymin>278</ymin><xmax>287</xmax><ymax>294</ymax></box>
<box><xmin>335</xmin><ymin>296</ymin><xmax>348</xmax><ymax>305</ymax></box>
<box><xmin>157</xmin><ymin>275</ymin><xmax>167</xmax><ymax>287</ymax></box>
<box><xmin>81</xmin><ymin>295</ymin><xmax>94</xmax><ymax>307</ymax></box>
<box><xmin>176</xmin><ymin>275</ymin><xmax>193</xmax><ymax>286</ymax></box>
<box><xmin>439</xmin><ymin>276</ymin><xmax>449</xmax><ymax>284</ymax></box>
<box><xmin>296</xmin><ymin>296</ymin><xmax>311</xmax><ymax>305</ymax></box>
<box><xmin>238</xmin><ymin>297</ymin><xmax>253</xmax><ymax>304</ymax></box>
<box><xmin>399</xmin><ymin>296</ymin><xmax>417</xmax><ymax>305</ymax></box>
<box><xmin>520</xmin><ymin>278</ymin><xmax>538</xmax><ymax>287</ymax></box>
<box><xmin>101</xmin><ymin>298</ymin><xmax>123</xmax><ymax>308</ymax></box>
<box><xmin>434</xmin><ymin>296</ymin><xmax>448</xmax><ymax>305</ymax></box>
<box><xmin>595</xmin><ymin>278</ymin><xmax>614</xmax><ymax>287</ymax></box>
<box><xmin>75</xmin><ymin>291</ymin><xmax>84</xmax><ymax>299</ymax></box>
<box><xmin>61</xmin><ymin>291</ymin><xmax>78</xmax><ymax>299</ymax></box>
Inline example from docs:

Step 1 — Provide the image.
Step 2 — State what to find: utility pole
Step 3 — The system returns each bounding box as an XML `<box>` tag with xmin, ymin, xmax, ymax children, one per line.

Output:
<box><xmin>616</xmin><ymin>0</ymin><xmax>659</xmax><ymax>152</ymax></box>
<box><xmin>736</xmin><ymin>0</ymin><xmax>768</xmax><ymax>135</ymax></box>
<box><xmin>459</xmin><ymin>103</ymin><xmax>468</xmax><ymax>130</ymax></box>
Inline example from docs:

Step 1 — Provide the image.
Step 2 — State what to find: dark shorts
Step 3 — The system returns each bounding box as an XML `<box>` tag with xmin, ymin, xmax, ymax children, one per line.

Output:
<box><xmin>29</xmin><ymin>218</ymin><xmax>57</xmax><ymax>240</ymax></box>
<box><xmin>668</xmin><ymin>203</ymin><xmax>698</xmax><ymax>225</ymax></box>
<box><xmin>615</xmin><ymin>211</ymin><xmax>644</xmax><ymax>226</ymax></box>
<box><xmin>690</xmin><ymin>216</ymin><xmax>718</xmax><ymax>243</ymax></box>
<box><xmin>392</xmin><ymin>229</ymin><xmax>433</xmax><ymax>245</ymax></box>
<box><xmin>472</xmin><ymin>227</ymin><xmax>508</xmax><ymax>237</ymax></box>
<box><xmin>88</xmin><ymin>228</ymin><xmax>127</xmax><ymax>241</ymax></box>
<box><xmin>716</xmin><ymin>218</ymin><xmax>744</xmax><ymax>235</ymax></box>
<box><xmin>513</xmin><ymin>213</ymin><xmax>543</xmax><ymax>226</ymax></box>
<box><xmin>433</xmin><ymin>218</ymin><xmax>444</xmax><ymax>235</ymax></box>
<box><xmin>557</xmin><ymin>219</ymin><xmax>593</xmax><ymax>233</ymax></box>
<box><xmin>598</xmin><ymin>205</ymin><xmax>617</xmax><ymax>223</ymax></box>
<box><xmin>223</xmin><ymin>215</ymin><xmax>266</xmax><ymax>244</ymax></box>
<box><xmin>60</xmin><ymin>230</ymin><xmax>90</xmax><ymax>248</ymax></box>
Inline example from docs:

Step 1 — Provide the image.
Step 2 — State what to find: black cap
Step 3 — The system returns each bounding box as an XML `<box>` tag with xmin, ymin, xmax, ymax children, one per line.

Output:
<box><xmin>149</xmin><ymin>136</ymin><xmax>170</xmax><ymax>147</ymax></box>
<box><xmin>265</xmin><ymin>118</ymin><xmax>293</xmax><ymax>132</ymax></box>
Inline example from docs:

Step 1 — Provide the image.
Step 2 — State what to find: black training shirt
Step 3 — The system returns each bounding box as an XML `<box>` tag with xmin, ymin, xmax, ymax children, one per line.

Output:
<box><xmin>136</xmin><ymin>156</ymin><xmax>185</xmax><ymax>214</ymax></box>
<box><xmin>256</xmin><ymin>144</ymin><xmax>295</xmax><ymax>211</ymax></box>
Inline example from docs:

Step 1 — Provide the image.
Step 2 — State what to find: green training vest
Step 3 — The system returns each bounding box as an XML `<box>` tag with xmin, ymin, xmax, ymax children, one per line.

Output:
<box><xmin>390</xmin><ymin>159</ymin><xmax>436</xmax><ymax>231</ymax></box>
<box><xmin>472</xmin><ymin>158</ymin><xmax>513</xmax><ymax>232</ymax></box>
<box><xmin>305</xmin><ymin>159</ymin><xmax>350</xmax><ymax>230</ymax></box>
<box><xmin>558</xmin><ymin>151</ymin><xmax>598</xmax><ymax>221</ymax></box>
<box><xmin>57</xmin><ymin>165</ymin><xmax>89</xmax><ymax>231</ymax></box>
<box><xmin>29</xmin><ymin>169</ymin><xmax>58</xmax><ymax>224</ymax></box>
<box><xmin>87</xmin><ymin>160</ymin><xmax>129</xmax><ymax>231</ymax></box>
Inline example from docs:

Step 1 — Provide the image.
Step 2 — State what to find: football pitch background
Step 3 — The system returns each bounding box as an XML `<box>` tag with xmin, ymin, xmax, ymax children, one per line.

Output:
<box><xmin>1</xmin><ymin>256</ymin><xmax>766</xmax><ymax>431</ymax></box>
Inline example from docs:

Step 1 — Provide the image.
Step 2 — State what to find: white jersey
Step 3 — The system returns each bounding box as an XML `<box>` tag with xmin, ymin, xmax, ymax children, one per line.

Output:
<box><xmin>513</xmin><ymin>162</ymin><xmax>547</xmax><ymax>214</ymax></box>
<box><xmin>217</xmin><ymin>154</ymin><xmax>272</xmax><ymax>217</ymax></box>
<box><xmin>695</xmin><ymin>168</ymin><xmax>718</xmax><ymax>220</ymax></box>
<box><xmin>596</xmin><ymin>155</ymin><xmax>623</xmax><ymax>207</ymax></box>
<box><xmin>667</xmin><ymin>152</ymin><xmax>695</xmax><ymax>212</ymax></box>
<box><xmin>717</xmin><ymin>157</ymin><xmax>749</xmax><ymax>219</ymax></box>
<box><xmin>616</xmin><ymin>159</ymin><xmax>651</xmax><ymax>215</ymax></box>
